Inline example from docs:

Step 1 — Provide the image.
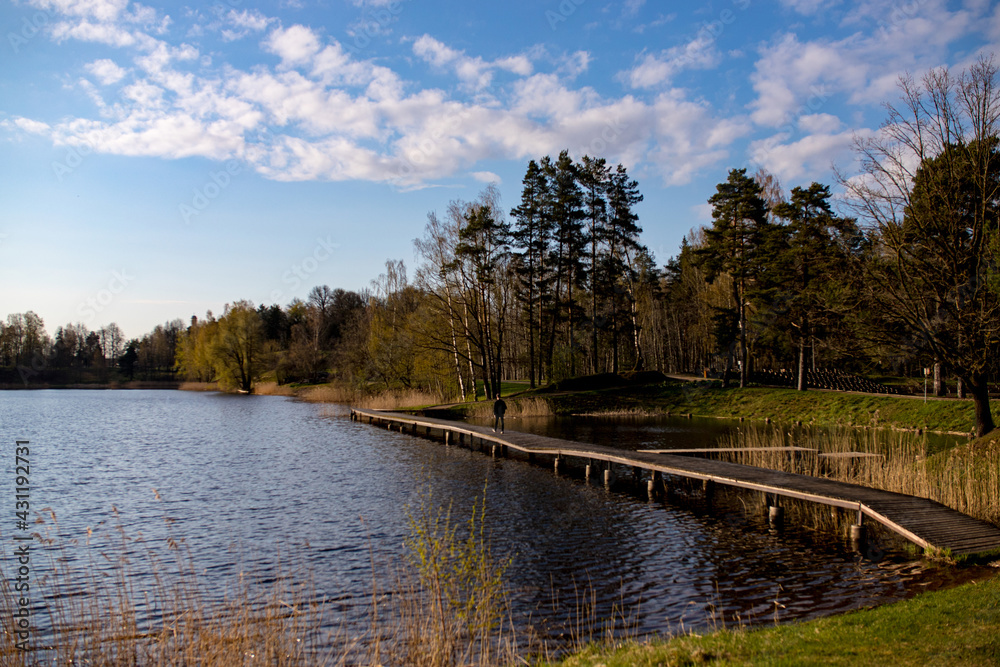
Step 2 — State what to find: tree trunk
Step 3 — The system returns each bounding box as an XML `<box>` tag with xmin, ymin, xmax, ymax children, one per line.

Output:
<box><xmin>446</xmin><ymin>291</ymin><xmax>466</xmax><ymax>401</ymax></box>
<box><xmin>722</xmin><ymin>343</ymin><xmax>734</xmax><ymax>389</ymax></box>
<box><xmin>796</xmin><ymin>334</ymin><xmax>807</xmax><ymax>391</ymax></box>
<box><xmin>968</xmin><ymin>374</ymin><xmax>995</xmax><ymax>437</ymax></box>
<box><xmin>933</xmin><ymin>362</ymin><xmax>944</xmax><ymax>397</ymax></box>
<box><xmin>738</xmin><ymin>295</ymin><xmax>747</xmax><ymax>389</ymax></box>
<box><xmin>462</xmin><ymin>302</ymin><xmax>478</xmax><ymax>401</ymax></box>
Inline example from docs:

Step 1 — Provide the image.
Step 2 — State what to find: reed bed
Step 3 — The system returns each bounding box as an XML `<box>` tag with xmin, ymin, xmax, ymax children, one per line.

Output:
<box><xmin>177</xmin><ymin>381</ymin><xmax>220</xmax><ymax>392</ymax></box>
<box><xmin>357</xmin><ymin>388</ymin><xmax>447</xmax><ymax>410</ymax></box>
<box><xmin>253</xmin><ymin>381</ymin><xmax>299</xmax><ymax>396</ymax></box>
<box><xmin>573</xmin><ymin>407</ymin><xmax>665</xmax><ymax>418</ymax></box>
<box><xmin>716</xmin><ymin>424</ymin><xmax>1000</xmax><ymax>527</ymax></box>
<box><xmin>464</xmin><ymin>397</ymin><xmax>553</xmax><ymax>419</ymax></box>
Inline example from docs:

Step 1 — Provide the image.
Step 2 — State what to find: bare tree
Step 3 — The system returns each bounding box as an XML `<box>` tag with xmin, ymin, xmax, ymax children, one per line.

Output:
<box><xmin>841</xmin><ymin>55</ymin><xmax>1000</xmax><ymax>436</ymax></box>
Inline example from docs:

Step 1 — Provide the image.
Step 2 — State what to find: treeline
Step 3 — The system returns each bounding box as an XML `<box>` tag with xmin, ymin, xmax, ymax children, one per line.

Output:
<box><xmin>4</xmin><ymin>59</ymin><xmax>998</xmax><ymax>434</ymax></box>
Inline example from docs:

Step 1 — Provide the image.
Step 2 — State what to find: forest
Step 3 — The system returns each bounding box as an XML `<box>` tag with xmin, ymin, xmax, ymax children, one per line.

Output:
<box><xmin>3</xmin><ymin>60</ymin><xmax>999</xmax><ymax>436</ymax></box>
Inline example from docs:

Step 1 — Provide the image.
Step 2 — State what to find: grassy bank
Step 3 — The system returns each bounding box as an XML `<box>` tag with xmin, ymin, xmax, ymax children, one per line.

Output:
<box><xmin>439</xmin><ymin>379</ymin><xmax>994</xmax><ymax>436</ymax></box>
<box><xmin>545</xmin><ymin>571</ymin><xmax>1000</xmax><ymax>667</ymax></box>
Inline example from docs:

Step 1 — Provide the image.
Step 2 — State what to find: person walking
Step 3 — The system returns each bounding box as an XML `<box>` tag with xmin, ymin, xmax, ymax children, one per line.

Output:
<box><xmin>493</xmin><ymin>394</ymin><xmax>507</xmax><ymax>434</ymax></box>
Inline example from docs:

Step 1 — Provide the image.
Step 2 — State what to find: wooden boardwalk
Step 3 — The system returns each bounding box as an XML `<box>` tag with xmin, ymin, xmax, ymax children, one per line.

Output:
<box><xmin>350</xmin><ymin>408</ymin><xmax>1000</xmax><ymax>558</ymax></box>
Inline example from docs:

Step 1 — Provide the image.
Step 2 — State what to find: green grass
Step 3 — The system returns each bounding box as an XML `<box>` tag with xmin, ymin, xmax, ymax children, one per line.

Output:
<box><xmin>519</xmin><ymin>381</ymin><xmax>992</xmax><ymax>435</ymax></box>
<box><xmin>544</xmin><ymin>572</ymin><xmax>1000</xmax><ymax>666</ymax></box>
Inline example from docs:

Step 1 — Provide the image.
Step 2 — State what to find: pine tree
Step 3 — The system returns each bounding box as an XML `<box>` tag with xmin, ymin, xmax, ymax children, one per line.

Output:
<box><xmin>699</xmin><ymin>168</ymin><xmax>770</xmax><ymax>388</ymax></box>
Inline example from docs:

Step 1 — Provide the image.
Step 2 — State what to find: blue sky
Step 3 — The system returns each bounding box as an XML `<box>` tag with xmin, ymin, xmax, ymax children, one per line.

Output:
<box><xmin>1</xmin><ymin>0</ymin><xmax>997</xmax><ymax>340</ymax></box>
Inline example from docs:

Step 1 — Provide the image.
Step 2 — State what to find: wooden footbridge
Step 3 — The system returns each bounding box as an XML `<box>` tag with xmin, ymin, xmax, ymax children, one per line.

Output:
<box><xmin>350</xmin><ymin>408</ymin><xmax>1000</xmax><ymax>559</ymax></box>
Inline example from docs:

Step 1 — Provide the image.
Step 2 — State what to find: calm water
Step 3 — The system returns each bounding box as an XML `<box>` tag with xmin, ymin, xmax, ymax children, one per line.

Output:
<box><xmin>0</xmin><ymin>390</ymin><xmax>983</xmax><ymax>651</ymax></box>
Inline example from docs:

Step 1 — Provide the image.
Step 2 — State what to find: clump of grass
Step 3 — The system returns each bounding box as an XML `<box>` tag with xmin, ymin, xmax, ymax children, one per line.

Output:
<box><xmin>373</xmin><ymin>485</ymin><xmax>516</xmax><ymax>667</ymax></box>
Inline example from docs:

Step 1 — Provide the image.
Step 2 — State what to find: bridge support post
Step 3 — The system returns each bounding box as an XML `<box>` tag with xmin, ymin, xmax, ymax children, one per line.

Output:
<box><xmin>585</xmin><ymin>463</ymin><xmax>592</xmax><ymax>482</ymax></box>
<box><xmin>554</xmin><ymin>457</ymin><xmax>560</xmax><ymax>475</ymax></box>
<box><xmin>604</xmin><ymin>467</ymin><xmax>612</xmax><ymax>488</ymax></box>
<box><xmin>851</xmin><ymin>508</ymin><xmax>865</xmax><ymax>546</ymax></box>
<box><xmin>647</xmin><ymin>474</ymin><xmax>656</xmax><ymax>498</ymax></box>
<box><xmin>768</xmin><ymin>504</ymin><xmax>784</xmax><ymax>526</ymax></box>
<box><xmin>702</xmin><ymin>479</ymin><xmax>714</xmax><ymax>499</ymax></box>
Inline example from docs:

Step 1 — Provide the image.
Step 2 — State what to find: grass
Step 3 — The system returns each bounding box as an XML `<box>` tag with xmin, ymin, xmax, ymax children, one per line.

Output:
<box><xmin>517</xmin><ymin>380</ymin><xmax>994</xmax><ymax>435</ymax></box>
<box><xmin>542</xmin><ymin>571</ymin><xmax>1000</xmax><ymax>667</ymax></box>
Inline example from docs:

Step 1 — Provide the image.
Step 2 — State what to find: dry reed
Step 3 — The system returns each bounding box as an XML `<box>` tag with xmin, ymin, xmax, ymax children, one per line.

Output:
<box><xmin>253</xmin><ymin>381</ymin><xmax>298</xmax><ymax>397</ymax></box>
<box><xmin>178</xmin><ymin>381</ymin><xmax>220</xmax><ymax>392</ymax></box>
<box><xmin>357</xmin><ymin>388</ymin><xmax>447</xmax><ymax>410</ymax></box>
<box><xmin>717</xmin><ymin>424</ymin><xmax>1000</xmax><ymax>527</ymax></box>
<box><xmin>464</xmin><ymin>397</ymin><xmax>553</xmax><ymax>419</ymax></box>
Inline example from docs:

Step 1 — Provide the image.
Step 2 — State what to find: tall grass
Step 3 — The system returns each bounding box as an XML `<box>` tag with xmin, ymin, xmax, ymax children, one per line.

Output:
<box><xmin>464</xmin><ymin>397</ymin><xmax>553</xmax><ymax>419</ymax></box>
<box><xmin>717</xmin><ymin>425</ymin><xmax>1000</xmax><ymax>527</ymax></box>
<box><xmin>372</xmin><ymin>486</ymin><xmax>517</xmax><ymax>667</ymax></box>
<box><xmin>292</xmin><ymin>384</ymin><xmax>447</xmax><ymax>410</ymax></box>
<box><xmin>358</xmin><ymin>388</ymin><xmax>447</xmax><ymax>410</ymax></box>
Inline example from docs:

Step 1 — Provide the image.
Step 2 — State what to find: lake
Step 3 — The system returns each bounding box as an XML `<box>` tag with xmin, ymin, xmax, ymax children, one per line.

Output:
<box><xmin>1</xmin><ymin>390</ymin><xmax>983</xmax><ymax>655</ymax></box>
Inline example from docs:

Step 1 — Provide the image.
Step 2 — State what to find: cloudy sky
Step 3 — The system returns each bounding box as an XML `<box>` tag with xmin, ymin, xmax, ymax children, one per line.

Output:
<box><xmin>2</xmin><ymin>0</ymin><xmax>997</xmax><ymax>339</ymax></box>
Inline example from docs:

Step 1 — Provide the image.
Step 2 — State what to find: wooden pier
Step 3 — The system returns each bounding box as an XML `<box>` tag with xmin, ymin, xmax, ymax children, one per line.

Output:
<box><xmin>350</xmin><ymin>408</ymin><xmax>1000</xmax><ymax>558</ymax></box>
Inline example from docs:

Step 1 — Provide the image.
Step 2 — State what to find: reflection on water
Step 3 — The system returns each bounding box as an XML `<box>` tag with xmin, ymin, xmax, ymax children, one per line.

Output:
<box><xmin>1</xmin><ymin>390</ymin><xmax>985</xmax><ymax>650</ymax></box>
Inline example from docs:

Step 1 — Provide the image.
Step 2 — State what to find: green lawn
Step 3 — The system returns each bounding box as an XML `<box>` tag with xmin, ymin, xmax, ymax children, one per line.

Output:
<box><xmin>543</xmin><ymin>571</ymin><xmax>1000</xmax><ymax>666</ymax></box>
<box><xmin>526</xmin><ymin>382</ymin><xmax>992</xmax><ymax>435</ymax></box>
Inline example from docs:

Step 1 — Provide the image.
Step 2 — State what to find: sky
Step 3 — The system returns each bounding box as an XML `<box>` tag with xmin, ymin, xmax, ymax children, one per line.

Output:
<box><xmin>1</xmin><ymin>0</ymin><xmax>997</xmax><ymax>340</ymax></box>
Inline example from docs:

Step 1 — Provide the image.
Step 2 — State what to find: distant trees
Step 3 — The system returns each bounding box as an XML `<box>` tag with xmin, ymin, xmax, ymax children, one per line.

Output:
<box><xmin>0</xmin><ymin>312</ymin><xmax>48</xmax><ymax>367</ymax></box>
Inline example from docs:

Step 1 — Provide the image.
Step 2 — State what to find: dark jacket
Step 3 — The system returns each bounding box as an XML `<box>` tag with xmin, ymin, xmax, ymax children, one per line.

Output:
<box><xmin>493</xmin><ymin>398</ymin><xmax>507</xmax><ymax>416</ymax></box>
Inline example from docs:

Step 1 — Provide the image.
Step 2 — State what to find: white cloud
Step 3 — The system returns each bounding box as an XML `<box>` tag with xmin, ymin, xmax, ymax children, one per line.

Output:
<box><xmin>85</xmin><ymin>58</ymin><xmax>128</xmax><ymax>84</ymax></box>
<box><xmin>229</xmin><ymin>9</ymin><xmax>271</xmax><ymax>32</ymax></box>
<box><xmin>412</xmin><ymin>35</ymin><xmax>534</xmax><ymax>91</ymax></box>
<box><xmin>749</xmin><ymin>1</ymin><xmax>987</xmax><ymax>128</ymax></box>
<box><xmin>13</xmin><ymin>117</ymin><xmax>52</xmax><ymax>134</ymax></box>
<box><xmin>221</xmin><ymin>9</ymin><xmax>273</xmax><ymax>41</ymax></box>
<box><xmin>471</xmin><ymin>171</ymin><xmax>501</xmax><ymax>183</ymax></box>
<box><xmin>798</xmin><ymin>113</ymin><xmax>841</xmax><ymax>134</ymax></box>
<box><xmin>13</xmin><ymin>2</ymin><xmax>757</xmax><ymax>191</ymax></box>
<box><xmin>624</xmin><ymin>34</ymin><xmax>720</xmax><ymax>89</ymax></box>
<box><xmin>264</xmin><ymin>24</ymin><xmax>322</xmax><ymax>67</ymax></box>
<box><xmin>649</xmin><ymin>90</ymin><xmax>751</xmax><ymax>185</ymax></box>
<box><xmin>749</xmin><ymin>129</ymin><xmax>865</xmax><ymax>184</ymax></box>
<box><xmin>777</xmin><ymin>0</ymin><xmax>838</xmax><ymax>15</ymax></box>
<box><xmin>29</xmin><ymin>0</ymin><xmax>130</xmax><ymax>22</ymax></box>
